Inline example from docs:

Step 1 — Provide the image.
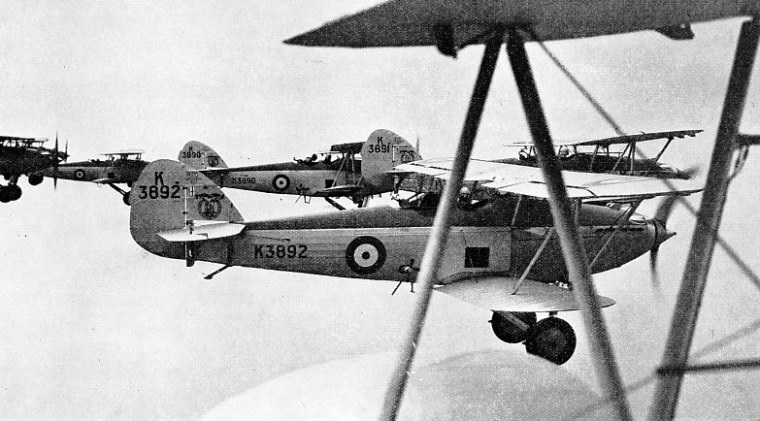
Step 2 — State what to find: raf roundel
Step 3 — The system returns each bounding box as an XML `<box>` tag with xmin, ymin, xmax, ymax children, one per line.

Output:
<box><xmin>345</xmin><ymin>236</ymin><xmax>387</xmax><ymax>275</ymax></box>
<box><xmin>272</xmin><ymin>174</ymin><xmax>290</xmax><ymax>192</ymax></box>
<box><xmin>74</xmin><ymin>169</ymin><xmax>86</xmax><ymax>180</ymax></box>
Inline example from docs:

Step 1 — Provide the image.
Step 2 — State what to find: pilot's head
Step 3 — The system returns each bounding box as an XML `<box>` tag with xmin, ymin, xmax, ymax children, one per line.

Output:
<box><xmin>458</xmin><ymin>186</ymin><xmax>472</xmax><ymax>203</ymax></box>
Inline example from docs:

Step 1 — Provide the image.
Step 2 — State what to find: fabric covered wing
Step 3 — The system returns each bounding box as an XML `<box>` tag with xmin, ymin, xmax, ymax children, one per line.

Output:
<box><xmin>313</xmin><ymin>184</ymin><xmax>363</xmax><ymax>197</ymax></box>
<box><xmin>435</xmin><ymin>277</ymin><xmax>615</xmax><ymax>313</ymax></box>
<box><xmin>504</xmin><ymin>129</ymin><xmax>702</xmax><ymax>147</ymax></box>
<box><xmin>397</xmin><ymin>158</ymin><xmax>702</xmax><ymax>200</ymax></box>
<box><xmin>284</xmin><ymin>0</ymin><xmax>756</xmax><ymax>47</ymax></box>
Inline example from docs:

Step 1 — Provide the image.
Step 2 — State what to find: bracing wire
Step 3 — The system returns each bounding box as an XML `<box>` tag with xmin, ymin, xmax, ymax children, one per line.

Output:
<box><xmin>528</xmin><ymin>28</ymin><xmax>760</xmax><ymax>293</ymax></box>
<box><xmin>526</xmin><ymin>27</ymin><xmax>760</xmax><ymax>418</ymax></box>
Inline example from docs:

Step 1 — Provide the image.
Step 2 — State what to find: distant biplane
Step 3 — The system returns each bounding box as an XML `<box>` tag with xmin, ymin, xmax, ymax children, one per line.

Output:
<box><xmin>496</xmin><ymin>129</ymin><xmax>701</xmax><ymax>179</ymax></box>
<box><xmin>41</xmin><ymin>150</ymin><xmax>148</xmax><ymax>205</ymax></box>
<box><xmin>0</xmin><ymin>135</ymin><xmax>67</xmax><ymax>203</ymax></box>
<box><xmin>178</xmin><ymin>129</ymin><xmax>421</xmax><ymax>209</ymax></box>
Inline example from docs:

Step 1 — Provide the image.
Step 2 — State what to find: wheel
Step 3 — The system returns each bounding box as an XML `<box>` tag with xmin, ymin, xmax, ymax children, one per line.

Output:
<box><xmin>490</xmin><ymin>311</ymin><xmax>537</xmax><ymax>343</ymax></box>
<box><xmin>0</xmin><ymin>188</ymin><xmax>10</xmax><ymax>203</ymax></box>
<box><xmin>7</xmin><ymin>185</ymin><xmax>21</xmax><ymax>201</ymax></box>
<box><xmin>28</xmin><ymin>173</ymin><xmax>44</xmax><ymax>186</ymax></box>
<box><xmin>524</xmin><ymin>317</ymin><xmax>576</xmax><ymax>365</ymax></box>
<box><xmin>123</xmin><ymin>191</ymin><xmax>131</xmax><ymax>206</ymax></box>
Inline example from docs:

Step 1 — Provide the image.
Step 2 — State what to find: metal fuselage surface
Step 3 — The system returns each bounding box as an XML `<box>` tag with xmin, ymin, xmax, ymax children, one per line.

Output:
<box><xmin>137</xmin><ymin>195</ymin><xmax>664</xmax><ymax>285</ymax></box>
<box><xmin>207</xmin><ymin>158</ymin><xmax>366</xmax><ymax>197</ymax></box>
<box><xmin>44</xmin><ymin>159</ymin><xmax>148</xmax><ymax>184</ymax></box>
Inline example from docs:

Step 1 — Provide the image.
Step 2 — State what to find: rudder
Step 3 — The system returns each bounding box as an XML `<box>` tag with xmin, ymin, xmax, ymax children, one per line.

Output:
<box><xmin>178</xmin><ymin>140</ymin><xmax>228</xmax><ymax>170</ymax></box>
<box><xmin>360</xmin><ymin>129</ymin><xmax>422</xmax><ymax>189</ymax></box>
<box><xmin>130</xmin><ymin>159</ymin><xmax>243</xmax><ymax>260</ymax></box>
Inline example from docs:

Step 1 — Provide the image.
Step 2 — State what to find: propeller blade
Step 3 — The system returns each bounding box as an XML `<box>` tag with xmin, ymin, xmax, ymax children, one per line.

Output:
<box><xmin>650</xmin><ymin>244</ymin><xmax>662</xmax><ymax>291</ymax></box>
<box><xmin>53</xmin><ymin>132</ymin><xmax>60</xmax><ymax>189</ymax></box>
<box><xmin>654</xmin><ymin>195</ymin><xmax>678</xmax><ymax>225</ymax></box>
<box><xmin>650</xmin><ymin>195</ymin><xmax>679</xmax><ymax>288</ymax></box>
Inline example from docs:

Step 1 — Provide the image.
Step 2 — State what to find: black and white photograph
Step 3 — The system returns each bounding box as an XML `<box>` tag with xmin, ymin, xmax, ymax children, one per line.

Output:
<box><xmin>1</xmin><ymin>1</ymin><xmax>759</xmax><ymax>419</ymax></box>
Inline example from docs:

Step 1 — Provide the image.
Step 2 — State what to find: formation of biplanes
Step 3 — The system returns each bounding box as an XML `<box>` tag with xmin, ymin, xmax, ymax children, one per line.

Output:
<box><xmin>4</xmin><ymin>1</ymin><xmax>760</xmax><ymax>420</ymax></box>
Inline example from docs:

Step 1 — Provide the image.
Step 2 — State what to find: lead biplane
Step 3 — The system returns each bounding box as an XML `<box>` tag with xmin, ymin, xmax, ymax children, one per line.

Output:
<box><xmin>129</xmin><ymin>159</ymin><xmax>699</xmax><ymax>365</ymax></box>
<box><xmin>284</xmin><ymin>1</ymin><xmax>760</xmax><ymax>420</ymax></box>
<box><xmin>497</xmin><ymin>129</ymin><xmax>701</xmax><ymax>179</ymax></box>
<box><xmin>178</xmin><ymin>129</ymin><xmax>421</xmax><ymax>209</ymax></box>
<box><xmin>40</xmin><ymin>150</ymin><xmax>148</xmax><ymax>205</ymax></box>
<box><xmin>0</xmin><ymin>135</ymin><xmax>67</xmax><ymax>203</ymax></box>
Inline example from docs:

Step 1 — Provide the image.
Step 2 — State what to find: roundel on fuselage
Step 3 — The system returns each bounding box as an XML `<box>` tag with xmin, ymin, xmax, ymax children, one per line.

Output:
<box><xmin>74</xmin><ymin>169</ymin><xmax>86</xmax><ymax>180</ymax></box>
<box><xmin>345</xmin><ymin>236</ymin><xmax>386</xmax><ymax>275</ymax></box>
<box><xmin>272</xmin><ymin>174</ymin><xmax>290</xmax><ymax>192</ymax></box>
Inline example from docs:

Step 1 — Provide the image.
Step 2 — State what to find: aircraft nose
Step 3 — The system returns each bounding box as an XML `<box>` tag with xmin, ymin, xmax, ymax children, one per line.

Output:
<box><xmin>653</xmin><ymin>218</ymin><xmax>676</xmax><ymax>249</ymax></box>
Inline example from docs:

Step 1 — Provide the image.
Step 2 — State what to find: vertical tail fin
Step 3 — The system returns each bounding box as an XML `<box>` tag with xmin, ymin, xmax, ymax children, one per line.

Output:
<box><xmin>130</xmin><ymin>159</ymin><xmax>243</xmax><ymax>260</ymax></box>
<box><xmin>178</xmin><ymin>141</ymin><xmax>228</xmax><ymax>170</ymax></box>
<box><xmin>360</xmin><ymin>129</ymin><xmax>422</xmax><ymax>190</ymax></box>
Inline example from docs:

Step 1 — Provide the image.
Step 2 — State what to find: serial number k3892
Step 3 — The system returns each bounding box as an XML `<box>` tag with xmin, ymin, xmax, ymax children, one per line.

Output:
<box><xmin>254</xmin><ymin>244</ymin><xmax>308</xmax><ymax>259</ymax></box>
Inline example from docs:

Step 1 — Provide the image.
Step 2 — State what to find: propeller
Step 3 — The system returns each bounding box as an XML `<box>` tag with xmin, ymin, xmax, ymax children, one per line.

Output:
<box><xmin>650</xmin><ymin>194</ymin><xmax>679</xmax><ymax>289</ymax></box>
<box><xmin>53</xmin><ymin>132</ymin><xmax>60</xmax><ymax>189</ymax></box>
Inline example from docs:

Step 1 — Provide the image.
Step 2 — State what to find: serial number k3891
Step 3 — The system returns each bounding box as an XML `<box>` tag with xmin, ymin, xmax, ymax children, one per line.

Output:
<box><xmin>254</xmin><ymin>244</ymin><xmax>308</xmax><ymax>259</ymax></box>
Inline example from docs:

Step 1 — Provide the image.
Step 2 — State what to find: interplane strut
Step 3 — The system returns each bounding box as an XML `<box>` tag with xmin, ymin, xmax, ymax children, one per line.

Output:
<box><xmin>506</xmin><ymin>29</ymin><xmax>632</xmax><ymax>421</ymax></box>
<box><xmin>380</xmin><ymin>30</ymin><xmax>504</xmax><ymax>421</ymax></box>
<box><xmin>649</xmin><ymin>17</ymin><xmax>760</xmax><ymax>420</ymax></box>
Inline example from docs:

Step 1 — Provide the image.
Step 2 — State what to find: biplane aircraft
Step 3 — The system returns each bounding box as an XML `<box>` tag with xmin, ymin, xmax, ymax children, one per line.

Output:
<box><xmin>129</xmin><ymin>159</ymin><xmax>700</xmax><ymax>365</ymax></box>
<box><xmin>40</xmin><ymin>150</ymin><xmax>148</xmax><ymax>205</ymax></box>
<box><xmin>178</xmin><ymin>129</ymin><xmax>421</xmax><ymax>209</ymax></box>
<box><xmin>496</xmin><ymin>129</ymin><xmax>702</xmax><ymax>179</ymax></box>
<box><xmin>283</xmin><ymin>2</ymin><xmax>760</xmax><ymax>419</ymax></box>
<box><xmin>0</xmin><ymin>135</ymin><xmax>67</xmax><ymax>203</ymax></box>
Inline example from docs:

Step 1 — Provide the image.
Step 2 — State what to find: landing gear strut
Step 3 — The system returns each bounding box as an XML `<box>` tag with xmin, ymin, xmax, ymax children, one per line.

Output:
<box><xmin>490</xmin><ymin>311</ymin><xmax>576</xmax><ymax>365</ymax></box>
<box><xmin>107</xmin><ymin>183</ymin><xmax>131</xmax><ymax>206</ymax></box>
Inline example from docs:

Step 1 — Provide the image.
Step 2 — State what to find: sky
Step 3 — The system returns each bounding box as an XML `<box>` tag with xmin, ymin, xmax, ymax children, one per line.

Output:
<box><xmin>0</xmin><ymin>1</ymin><xmax>759</xmax><ymax>419</ymax></box>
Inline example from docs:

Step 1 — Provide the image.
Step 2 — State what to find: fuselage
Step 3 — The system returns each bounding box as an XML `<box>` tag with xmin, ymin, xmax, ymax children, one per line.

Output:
<box><xmin>144</xmin><ymin>194</ymin><xmax>668</xmax><ymax>285</ymax></box>
<box><xmin>0</xmin><ymin>146</ymin><xmax>60</xmax><ymax>176</ymax></box>
<box><xmin>42</xmin><ymin>159</ymin><xmax>148</xmax><ymax>184</ymax></box>
<box><xmin>206</xmin><ymin>158</ymin><xmax>383</xmax><ymax>197</ymax></box>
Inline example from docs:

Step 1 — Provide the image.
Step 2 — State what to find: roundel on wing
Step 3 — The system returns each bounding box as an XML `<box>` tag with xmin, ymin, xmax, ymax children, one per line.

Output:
<box><xmin>74</xmin><ymin>169</ymin><xmax>86</xmax><ymax>180</ymax></box>
<box><xmin>345</xmin><ymin>236</ymin><xmax>387</xmax><ymax>275</ymax></box>
<box><xmin>272</xmin><ymin>174</ymin><xmax>290</xmax><ymax>192</ymax></box>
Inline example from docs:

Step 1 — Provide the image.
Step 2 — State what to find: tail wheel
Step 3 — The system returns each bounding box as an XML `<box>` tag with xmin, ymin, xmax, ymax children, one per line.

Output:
<box><xmin>123</xmin><ymin>191</ymin><xmax>131</xmax><ymax>206</ymax></box>
<box><xmin>490</xmin><ymin>311</ymin><xmax>537</xmax><ymax>343</ymax></box>
<box><xmin>525</xmin><ymin>317</ymin><xmax>576</xmax><ymax>365</ymax></box>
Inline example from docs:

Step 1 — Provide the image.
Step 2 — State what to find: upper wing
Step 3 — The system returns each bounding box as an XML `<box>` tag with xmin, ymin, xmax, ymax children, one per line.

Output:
<box><xmin>285</xmin><ymin>1</ymin><xmax>755</xmax><ymax>47</ymax></box>
<box><xmin>504</xmin><ymin>129</ymin><xmax>703</xmax><ymax>147</ymax></box>
<box><xmin>436</xmin><ymin>276</ymin><xmax>614</xmax><ymax>313</ymax></box>
<box><xmin>397</xmin><ymin>158</ymin><xmax>702</xmax><ymax>200</ymax></box>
